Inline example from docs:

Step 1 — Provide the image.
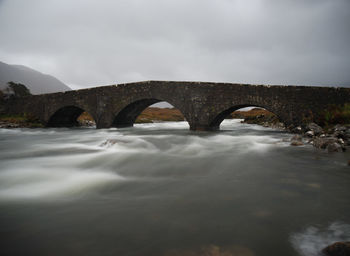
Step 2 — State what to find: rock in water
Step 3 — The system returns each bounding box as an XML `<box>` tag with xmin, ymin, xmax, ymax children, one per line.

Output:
<box><xmin>322</xmin><ymin>241</ymin><xmax>350</xmax><ymax>256</ymax></box>
<box><xmin>333</xmin><ymin>124</ymin><xmax>347</xmax><ymax>132</ymax></box>
<box><xmin>327</xmin><ymin>142</ymin><xmax>343</xmax><ymax>153</ymax></box>
<box><xmin>291</xmin><ymin>134</ymin><xmax>303</xmax><ymax>141</ymax></box>
<box><xmin>313</xmin><ymin>137</ymin><xmax>337</xmax><ymax>149</ymax></box>
<box><xmin>290</xmin><ymin>126</ymin><xmax>303</xmax><ymax>134</ymax></box>
<box><xmin>290</xmin><ymin>134</ymin><xmax>304</xmax><ymax>146</ymax></box>
<box><xmin>305</xmin><ymin>130</ymin><xmax>314</xmax><ymax>137</ymax></box>
<box><xmin>100</xmin><ymin>139</ymin><xmax>119</xmax><ymax>147</ymax></box>
<box><xmin>306</xmin><ymin>122</ymin><xmax>323</xmax><ymax>136</ymax></box>
<box><xmin>291</xmin><ymin>141</ymin><xmax>304</xmax><ymax>146</ymax></box>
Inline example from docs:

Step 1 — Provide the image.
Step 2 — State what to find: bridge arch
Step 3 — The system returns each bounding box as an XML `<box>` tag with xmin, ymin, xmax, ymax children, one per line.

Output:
<box><xmin>208</xmin><ymin>104</ymin><xmax>283</xmax><ymax>130</ymax></box>
<box><xmin>111</xmin><ymin>98</ymin><xmax>189</xmax><ymax>128</ymax></box>
<box><xmin>47</xmin><ymin>105</ymin><xmax>96</xmax><ymax>127</ymax></box>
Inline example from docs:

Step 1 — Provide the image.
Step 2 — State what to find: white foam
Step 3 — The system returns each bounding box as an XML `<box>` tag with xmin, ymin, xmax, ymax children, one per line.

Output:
<box><xmin>290</xmin><ymin>222</ymin><xmax>350</xmax><ymax>256</ymax></box>
<box><xmin>0</xmin><ymin>120</ymin><xmax>291</xmax><ymax>201</ymax></box>
<box><xmin>0</xmin><ymin>168</ymin><xmax>123</xmax><ymax>200</ymax></box>
<box><xmin>134</xmin><ymin>121</ymin><xmax>189</xmax><ymax>130</ymax></box>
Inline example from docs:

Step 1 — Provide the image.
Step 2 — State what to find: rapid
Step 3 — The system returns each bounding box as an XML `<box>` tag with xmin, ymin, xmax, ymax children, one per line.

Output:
<box><xmin>0</xmin><ymin>120</ymin><xmax>349</xmax><ymax>256</ymax></box>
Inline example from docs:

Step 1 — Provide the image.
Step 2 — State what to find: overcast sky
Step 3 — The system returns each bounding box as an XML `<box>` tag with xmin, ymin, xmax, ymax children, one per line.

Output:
<box><xmin>0</xmin><ymin>0</ymin><xmax>349</xmax><ymax>89</ymax></box>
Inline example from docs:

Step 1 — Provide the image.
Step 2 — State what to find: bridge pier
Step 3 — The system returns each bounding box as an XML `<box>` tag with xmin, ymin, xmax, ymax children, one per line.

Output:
<box><xmin>189</xmin><ymin>124</ymin><xmax>219</xmax><ymax>131</ymax></box>
<box><xmin>112</xmin><ymin>123</ymin><xmax>134</xmax><ymax>128</ymax></box>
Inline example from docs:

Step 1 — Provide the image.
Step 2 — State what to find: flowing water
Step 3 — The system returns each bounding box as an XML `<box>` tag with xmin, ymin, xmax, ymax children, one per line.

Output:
<box><xmin>0</xmin><ymin>120</ymin><xmax>350</xmax><ymax>256</ymax></box>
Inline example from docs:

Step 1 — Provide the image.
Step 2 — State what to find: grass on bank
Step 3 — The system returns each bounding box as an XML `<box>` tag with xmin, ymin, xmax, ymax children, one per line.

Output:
<box><xmin>0</xmin><ymin>113</ymin><xmax>44</xmax><ymax>128</ymax></box>
<box><xmin>319</xmin><ymin>103</ymin><xmax>350</xmax><ymax>127</ymax></box>
<box><xmin>135</xmin><ymin>107</ymin><xmax>185</xmax><ymax>123</ymax></box>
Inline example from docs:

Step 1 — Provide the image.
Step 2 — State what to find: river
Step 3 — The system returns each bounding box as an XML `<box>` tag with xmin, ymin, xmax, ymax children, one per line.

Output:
<box><xmin>0</xmin><ymin>120</ymin><xmax>349</xmax><ymax>256</ymax></box>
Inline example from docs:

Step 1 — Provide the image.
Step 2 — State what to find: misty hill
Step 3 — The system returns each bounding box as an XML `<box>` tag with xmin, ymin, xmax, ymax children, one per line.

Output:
<box><xmin>0</xmin><ymin>61</ymin><xmax>71</xmax><ymax>94</ymax></box>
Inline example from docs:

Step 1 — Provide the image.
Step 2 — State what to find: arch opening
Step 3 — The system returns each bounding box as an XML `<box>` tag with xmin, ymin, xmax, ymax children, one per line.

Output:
<box><xmin>47</xmin><ymin>106</ymin><xmax>96</xmax><ymax>128</ymax></box>
<box><xmin>112</xmin><ymin>99</ymin><xmax>185</xmax><ymax>128</ymax></box>
<box><xmin>210</xmin><ymin>105</ymin><xmax>282</xmax><ymax>130</ymax></box>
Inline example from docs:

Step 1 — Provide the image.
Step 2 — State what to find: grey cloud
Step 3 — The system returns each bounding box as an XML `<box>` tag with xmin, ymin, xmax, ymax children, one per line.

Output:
<box><xmin>0</xmin><ymin>0</ymin><xmax>349</xmax><ymax>89</ymax></box>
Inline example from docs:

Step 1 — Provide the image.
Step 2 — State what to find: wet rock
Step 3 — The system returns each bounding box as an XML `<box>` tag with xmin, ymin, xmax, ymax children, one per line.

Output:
<box><xmin>305</xmin><ymin>130</ymin><xmax>314</xmax><ymax>137</ymax></box>
<box><xmin>338</xmin><ymin>138</ymin><xmax>345</xmax><ymax>145</ymax></box>
<box><xmin>291</xmin><ymin>141</ymin><xmax>304</xmax><ymax>146</ymax></box>
<box><xmin>100</xmin><ymin>139</ymin><xmax>119</xmax><ymax>147</ymax></box>
<box><xmin>332</xmin><ymin>125</ymin><xmax>350</xmax><ymax>144</ymax></box>
<box><xmin>310</xmin><ymin>135</ymin><xmax>346</xmax><ymax>153</ymax></box>
<box><xmin>322</xmin><ymin>241</ymin><xmax>350</xmax><ymax>256</ymax></box>
<box><xmin>327</xmin><ymin>142</ymin><xmax>343</xmax><ymax>153</ymax></box>
<box><xmin>334</xmin><ymin>131</ymin><xmax>346</xmax><ymax>140</ymax></box>
<box><xmin>344</xmin><ymin>129</ymin><xmax>350</xmax><ymax>146</ymax></box>
<box><xmin>313</xmin><ymin>137</ymin><xmax>338</xmax><ymax>149</ymax></box>
<box><xmin>290</xmin><ymin>126</ymin><xmax>303</xmax><ymax>134</ymax></box>
<box><xmin>306</xmin><ymin>122</ymin><xmax>323</xmax><ymax>136</ymax></box>
<box><xmin>333</xmin><ymin>124</ymin><xmax>347</xmax><ymax>132</ymax></box>
<box><xmin>291</xmin><ymin>134</ymin><xmax>304</xmax><ymax>146</ymax></box>
<box><xmin>345</xmin><ymin>129</ymin><xmax>350</xmax><ymax>138</ymax></box>
<box><xmin>291</xmin><ymin>134</ymin><xmax>303</xmax><ymax>142</ymax></box>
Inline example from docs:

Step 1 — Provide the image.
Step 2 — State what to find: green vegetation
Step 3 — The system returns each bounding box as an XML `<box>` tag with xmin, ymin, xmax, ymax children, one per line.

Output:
<box><xmin>1</xmin><ymin>82</ymin><xmax>31</xmax><ymax>100</ymax></box>
<box><xmin>7</xmin><ymin>81</ymin><xmax>31</xmax><ymax>97</ymax></box>
<box><xmin>319</xmin><ymin>103</ymin><xmax>350</xmax><ymax>127</ymax></box>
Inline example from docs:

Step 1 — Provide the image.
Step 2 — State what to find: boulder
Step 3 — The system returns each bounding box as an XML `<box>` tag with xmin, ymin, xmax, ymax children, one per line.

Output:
<box><xmin>313</xmin><ymin>137</ymin><xmax>338</xmax><ymax>149</ymax></box>
<box><xmin>332</xmin><ymin>125</ymin><xmax>350</xmax><ymax>144</ymax></box>
<box><xmin>338</xmin><ymin>138</ymin><xmax>345</xmax><ymax>145</ymax></box>
<box><xmin>345</xmin><ymin>129</ymin><xmax>350</xmax><ymax>138</ymax></box>
<box><xmin>290</xmin><ymin>126</ymin><xmax>303</xmax><ymax>134</ymax></box>
<box><xmin>305</xmin><ymin>130</ymin><xmax>314</xmax><ymax>137</ymax></box>
<box><xmin>327</xmin><ymin>142</ymin><xmax>343</xmax><ymax>153</ymax></box>
<box><xmin>291</xmin><ymin>141</ymin><xmax>304</xmax><ymax>146</ymax></box>
<box><xmin>333</xmin><ymin>124</ymin><xmax>347</xmax><ymax>132</ymax></box>
<box><xmin>306</xmin><ymin>122</ymin><xmax>323</xmax><ymax>136</ymax></box>
<box><xmin>290</xmin><ymin>135</ymin><xmax>304</xmax><ymax>146</ymax></box>
<box><xmin>100</xmin><ymin>139</ymin><xmax>119</xmax><ymax>147</ymax></box>
<box><xmin>334</xmin><ymin>131</ymin><xmax>345</xmax><ymax>139</ymax></box>
<box><xmin>344</xmin><ymin>129</ymin><xmax>350</xmax><ymax>145</ymax></box>
<box><xmin>322</xmin><ymin>241</ymin><xmax>350</xmax><ymax>256</ymax></box>
<box><xmin>291</xmin><ymin>134</ymin><xmax>303</xmax><ymax>142</ymax></box>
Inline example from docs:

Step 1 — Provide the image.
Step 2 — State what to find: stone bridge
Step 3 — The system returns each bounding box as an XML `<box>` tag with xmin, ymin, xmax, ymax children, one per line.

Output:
<box><xmin>4</xmin><ymin>81</ymin><xmax>350</xmax><ymax>131</ymax></box>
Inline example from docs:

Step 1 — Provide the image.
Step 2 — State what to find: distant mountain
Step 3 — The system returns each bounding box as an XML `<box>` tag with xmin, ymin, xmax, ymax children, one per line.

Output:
<box><xmin>0</xmin><ymin>61</ymin><xmax>71</xmax><ymax>94</ymax></box>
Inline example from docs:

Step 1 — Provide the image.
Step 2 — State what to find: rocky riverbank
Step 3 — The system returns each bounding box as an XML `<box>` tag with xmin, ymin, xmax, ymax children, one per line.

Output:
<box><xmin>232</xmin><ymin>108</ymin><xmax>285</xmax><ymax>129</ymax></box>
<box><xmin>0</xmin><ymin>115</ymin><xmax>44</xmax><ymax>128</ymax></box>
<box><xmin>289</xmin><ymin>123</ymin><xmax>350</xmax><ymax>153</ymax></box>
<box><xmin>234</xmin><ymin>108</ymin><xmax>350</xmax><ymax>153</ymax></box>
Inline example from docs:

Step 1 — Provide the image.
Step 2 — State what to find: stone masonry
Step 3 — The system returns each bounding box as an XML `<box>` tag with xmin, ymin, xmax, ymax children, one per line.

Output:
<box><xmin>3</xmin><ymin>81</ymin><xmax>350</xmax><ymax>131</ymax></box>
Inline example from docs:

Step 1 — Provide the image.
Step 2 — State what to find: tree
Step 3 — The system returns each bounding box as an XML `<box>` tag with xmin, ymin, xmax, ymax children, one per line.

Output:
<box><xmin>7</xmin><ymin>81</ymin><xmax>31</xmax><ymax>97</ymax></box>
